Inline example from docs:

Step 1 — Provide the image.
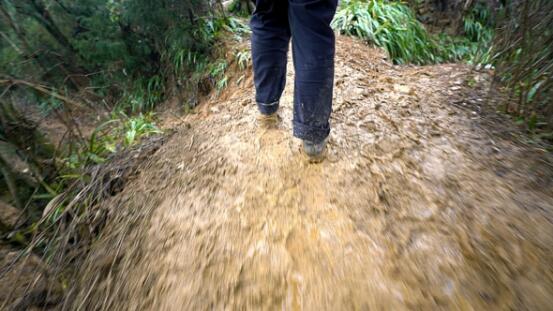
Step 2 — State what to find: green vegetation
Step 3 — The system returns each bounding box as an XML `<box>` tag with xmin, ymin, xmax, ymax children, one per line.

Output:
<box><xmin>463</xmin><ymin>2</ymin><xmax>494</xmax><ymax>44</ymax></box>
<box><xmin>64</xmin><ymin>113</ymin><xmax>162</xmax><ymax>169</ymax></box>
<box><xmin>332</xmin><ymin>0</ymin><xmax>442</xmax><ymax>64</ymax></box>
<box><xmin>332</xmin><ymin>0</ymin><xmax>494</xmax><ymax>65</ymax></box>
<box><xmin>460</xmin><ymin>2</ymin><xmax>494</xmax><ymax>64</ymax></box>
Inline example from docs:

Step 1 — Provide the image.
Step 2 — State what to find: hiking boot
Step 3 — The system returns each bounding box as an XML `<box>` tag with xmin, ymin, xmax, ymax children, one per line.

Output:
<box><xmin>303</xmin><ymin>139</ymin><xmax>327</xmax><ymax>162</ymax></box>
<box><xmin>256</xmin><ymin>112</ymin><xmax>281</xmax><ymax>129</ymax></box>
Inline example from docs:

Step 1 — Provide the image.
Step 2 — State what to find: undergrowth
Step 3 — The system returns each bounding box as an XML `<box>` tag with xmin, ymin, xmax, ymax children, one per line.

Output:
<box><xmin>490</xmin><ymin>0</ymin><xmax>553</xmax><ymax>143</ymax></box>
<box><xmin>332</xmin><ymin>0</ymin><xmax>493</xmax><ymax>65</ymax></box>
<box><xmin>332</xmin><ymin>0</ymin><xmax>441</xmax><ymax>64</ymax></box>
<box><xmin>63</xmin><ymin>113</ymin><xmax>162</xmax><ymax>170</ymax></box>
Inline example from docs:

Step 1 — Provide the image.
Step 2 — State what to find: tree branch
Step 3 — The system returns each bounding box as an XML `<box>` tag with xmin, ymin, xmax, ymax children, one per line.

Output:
<box><xmin>0</xmin><ymin>78</ymin><xmax>85</xmax><ymax>110</ymax></box>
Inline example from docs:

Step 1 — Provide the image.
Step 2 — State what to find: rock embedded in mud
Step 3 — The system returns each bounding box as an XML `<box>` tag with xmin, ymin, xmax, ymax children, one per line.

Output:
<box><xmin>0</xmin><ymin>200</ymin><xmax>22</xmax><ymax>229</ymax></box>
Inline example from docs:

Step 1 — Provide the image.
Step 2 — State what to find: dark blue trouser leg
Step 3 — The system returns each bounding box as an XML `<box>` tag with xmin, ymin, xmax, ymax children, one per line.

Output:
<box><xmin>289</xmin><ymin>0</ymin><xmax>337</xmax><ymax>143</ymax></box>
<box><xmin>251</xmin><ymin>1</ymin><xmax>290</xmax><ymax>115</ymax></box>
<box><xmin>251</xmin><ymin>0</ymin><xmax>337</xmax><ymax>142</ymax></box>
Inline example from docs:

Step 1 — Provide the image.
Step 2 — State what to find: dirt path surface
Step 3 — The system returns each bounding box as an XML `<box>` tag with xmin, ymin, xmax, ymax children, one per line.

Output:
<box><xmin>70</xmin><ymin>37</ymin><xmax>553</xmax><ymax>310</ymax></box>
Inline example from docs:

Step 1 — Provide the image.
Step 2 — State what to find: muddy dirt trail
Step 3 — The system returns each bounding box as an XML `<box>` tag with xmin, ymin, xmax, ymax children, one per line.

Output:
<box><xmin>69</xmin><ymin>37</ymin><xmax>553</xmax><ymax>310</ymax></box>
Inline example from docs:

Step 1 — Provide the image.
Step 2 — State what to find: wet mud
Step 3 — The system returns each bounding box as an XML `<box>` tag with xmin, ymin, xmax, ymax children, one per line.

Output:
<box><xmin>71</xmin><ymin>36</ymin><xmax>553</xmax><ymax>310</ymax></box>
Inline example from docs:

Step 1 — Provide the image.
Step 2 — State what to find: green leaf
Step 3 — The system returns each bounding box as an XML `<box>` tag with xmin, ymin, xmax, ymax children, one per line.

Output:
<box><xmin>527</xmin><ymin>80</ymin><xmax>545</xmax><ymax>103</ymax></box>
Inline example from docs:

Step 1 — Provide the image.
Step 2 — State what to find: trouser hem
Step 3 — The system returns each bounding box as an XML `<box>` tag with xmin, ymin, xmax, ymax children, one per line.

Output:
<box><xmin>257</xmin><ymin>101</ymin><xmax>280</xmax><ymax>115</ymax></box>
<box><xmin>293</xmin><ymin>120</ymin><xmax>330</xmax><ymax>143</ymax></box>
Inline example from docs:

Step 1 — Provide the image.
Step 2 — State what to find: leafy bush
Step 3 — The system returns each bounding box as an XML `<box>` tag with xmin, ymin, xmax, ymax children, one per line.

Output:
<box><xmin>332</xmin><ymin>0</ymin><xmax>495</xmax><ymax>65</ymax></box>
<box><xmin>454</xmin><ymin>2</ymin><xmax>495</xmax><ymax>65</ymax></box>
<box><xmin>63</xmin><ymin>113</ymin><xmax>162</xmax><ymax>179</ymax></box>
<box><xmin>332</xmin><ymin>0</ymin><xmax>443</xmax><ymax>64</ymax></box>
<box><xmin>463</xmin><ymin>2</ymin><xmax>494</xmax><ymax>43</ymax></box>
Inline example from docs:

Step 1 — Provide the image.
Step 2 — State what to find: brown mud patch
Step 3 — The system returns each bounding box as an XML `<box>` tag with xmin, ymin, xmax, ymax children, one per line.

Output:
<box><xmin>65</xmin><ymin>36</ymin><xmax>553</xmax><ymax>310</ymax></box>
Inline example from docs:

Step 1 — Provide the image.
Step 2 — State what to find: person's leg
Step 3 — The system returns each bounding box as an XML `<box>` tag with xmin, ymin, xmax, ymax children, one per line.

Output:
<box><xmin>288</xmin><ymin>0</ymin><xmax>338</xmax><ymax>143</ymax></box>
<box><xmin>251</xmin><ymin>0</ymin><xmax>291</xmax><ymax>115</ymax></box>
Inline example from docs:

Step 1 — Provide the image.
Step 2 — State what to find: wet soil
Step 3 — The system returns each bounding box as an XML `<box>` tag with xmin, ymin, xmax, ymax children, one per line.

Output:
<box><xmin>69</xmin><ymin>36</ymin><xmax>553</xmax><ymax>310</ymax></box>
